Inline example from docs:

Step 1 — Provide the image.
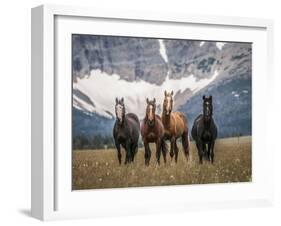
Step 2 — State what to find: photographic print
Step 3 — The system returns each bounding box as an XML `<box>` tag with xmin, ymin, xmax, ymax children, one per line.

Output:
<box><xmin>72</xmin><ymin>34</ymin><xmax>252</xmax><ymax>190</ymax></box>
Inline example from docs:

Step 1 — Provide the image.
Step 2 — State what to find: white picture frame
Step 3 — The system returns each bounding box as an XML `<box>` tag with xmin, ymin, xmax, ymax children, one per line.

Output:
<box><xmin>31</xmin><ymin>4</ymin><xmax>274</xmax><ymax>221</ymax></box>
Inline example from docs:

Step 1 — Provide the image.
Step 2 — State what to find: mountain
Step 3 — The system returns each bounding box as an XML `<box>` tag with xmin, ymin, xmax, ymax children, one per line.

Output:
<box><xmin>72</xmin><ymin>35</ymin><xmax>168</xmax><ymax>85</ymax></box>
<box><xmin>179</xmin><ymin>78</ymin><xmax>252</xmax><ymax>138</ymax></box>
<box><xmin>72</xmin><ymin>35</ymin><xmax>252</xmax><ymax>146</ymax></box>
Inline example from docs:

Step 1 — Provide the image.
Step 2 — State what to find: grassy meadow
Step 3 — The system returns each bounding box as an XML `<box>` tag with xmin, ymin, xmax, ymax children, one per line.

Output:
<box><xmin>72</xmin><ymin>136</ymin><xmax>251</xmax><ymax>190</ymax></box>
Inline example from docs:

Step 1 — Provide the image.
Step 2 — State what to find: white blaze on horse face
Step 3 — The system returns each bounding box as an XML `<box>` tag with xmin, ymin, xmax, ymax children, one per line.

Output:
<box><xmin>205</xmin><ymin>102</ymin><xmax>211</xmax><ymax>115</ymax></box>
<box><xmin>166</xmin><ymin>96</ymin><xmax>172</xmax><ymax>114</ymax></box>
<box><xmin>148</xmin><ymin>105</ymin><xmax>153</xmax><ymax>121</ymax></box>
<box><xmin>116</xmin><ymin>104</ymin><xmax>123</xmax><ymax>121</ymax></box>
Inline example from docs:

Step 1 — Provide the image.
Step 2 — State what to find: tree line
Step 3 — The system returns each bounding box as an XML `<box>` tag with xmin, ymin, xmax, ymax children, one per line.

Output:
<box><xmin>73</xmin><ymin>135</ymin><xmax>115</xmax><ymax>150</ymax></box>
<box><xmin>73</xmin><ymin>134</ymin><xmax>145</xmax><ymax>150</ymax></box>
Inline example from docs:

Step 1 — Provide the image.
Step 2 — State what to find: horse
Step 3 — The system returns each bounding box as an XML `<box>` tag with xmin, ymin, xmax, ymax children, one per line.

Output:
<box><xmin>141</xmin><ymin>98</ymin><xmax>168</xmax><ymax>166</ymax></box>
<box><xmin>191</xmin><ymin>95</ymin><xmax>218</xmax><ymax>164</ymax></box>
<box><xmin>113</xmin><ymin>97</ymin><xmax>140</xmax><ymax>165</ymax></box>
<box><xmin>161</xmin><ymin>90</ymin><xmax>190</xmax><ymax>163</ymax></box>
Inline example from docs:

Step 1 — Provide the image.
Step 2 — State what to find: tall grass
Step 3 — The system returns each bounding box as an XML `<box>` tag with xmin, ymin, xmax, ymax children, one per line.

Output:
<box><xmin>72</xmin><ymin>136</ymin><xmax>251</xmax><ymax>190</ymax></box>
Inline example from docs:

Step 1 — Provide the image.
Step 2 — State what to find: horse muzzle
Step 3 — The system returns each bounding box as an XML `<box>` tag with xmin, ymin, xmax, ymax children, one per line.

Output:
<box><xmin>166</xmin><ymin>110</ymin><xmax>171</xmax><ymax>116</ymax></box>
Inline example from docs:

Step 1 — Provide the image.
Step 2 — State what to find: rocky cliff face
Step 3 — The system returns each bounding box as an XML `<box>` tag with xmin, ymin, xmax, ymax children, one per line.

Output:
<box><xmin>73</xmin><ymin>35</ymin><xmax>168</xmax><ymax>85</ymax></box>
<box><xmin>73</xmin><ymin>35</ymin><xmax>251</xmax><ymax>84</ymax></box>
<box><xmin>164</xmin><ymin>40</ymin><xmax>251</xmax><ymax>81</ymax></box>
<box><xmin>165</xmin><ymin>40</ymin><xmax>219</xmax><ymax>79</ymax></box>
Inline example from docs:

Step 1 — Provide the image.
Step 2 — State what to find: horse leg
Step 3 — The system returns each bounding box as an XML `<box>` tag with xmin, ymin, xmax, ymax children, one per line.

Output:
<box><xmin>196</xmin><ymin>141</ymin><xmax>204</xmax><ymax>164</ymax></box>
<box><xmin>125</xmin><ymin>140</ymin><xmax>132</xmax><ymax>164</ymax></box>
<box><xmin>174</xmin><ymin>139</ymin><xmax>179</xmax><ymax>163</ymax></box>
<box><xmin>131</xmin><ymin>143</ymin><xmax>137</xmax><ymax>162</ymax></box>
<box><xmin>181</xmin><ymin>131</ymin><xmax>190</xmax><ymax>161</ymax></box>
<box><xmin>115</xmin><ymin>141</ymin><xmax>122</xmax><ymax>165</ymax></box>
<box><xmin>161</xmin><ymin>139</ymin><xmax>167</xmax><ymax>164</ymax></box>
<box><xmin>210</xmin><ymin>140</ymin><xmax>215</xmax><ymax>164</ymax></box>
<box><xmin>207</xmin><ymin>142</ymin><xmax>211</xmax><ymax>161</ymax></box>
<box><xmin>203</xmin><ymin>143</ymin><xmax>208</xmax><ymax>160</ymax></box>
<box><xmin>144</xmin><ymin>141</ymin><xmax>151</xmax><ymax>166</ymax></box>
<box><xmin>170</xmin><ymin>137</ymin><xmax>175</xmax><ymax>160</ymax></box>
<box><xmin>156</xmin><ymin>140</ymin><xmax>162</xmax><ymax>165</ymax></box>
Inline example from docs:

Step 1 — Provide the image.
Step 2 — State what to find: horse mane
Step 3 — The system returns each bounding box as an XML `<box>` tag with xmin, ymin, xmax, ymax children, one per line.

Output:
<box><xmin>126</xmin><ymin>113</ymin><xmax>140</xmax><ymax>129</ymax></box>
<box><xmin>126</xmin><ymin>113</ymin><xmax>139</xmax><ymax>123</ymax></box>
<box><xmin>155</xmin><ymin>115</ymin><xmax>161</xmax><ymax>121</ymax></box>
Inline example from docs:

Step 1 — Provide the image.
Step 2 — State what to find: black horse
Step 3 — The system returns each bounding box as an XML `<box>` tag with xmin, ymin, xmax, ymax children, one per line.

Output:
<box><xmin>113</xmin><ymin>97</ymin><xmax>140</xmax><ymax>165</ymax></box>
<box><xmin>191</xmin><ymin>95</ymin><xmax>217</xmax><ymax>164</ymax></box>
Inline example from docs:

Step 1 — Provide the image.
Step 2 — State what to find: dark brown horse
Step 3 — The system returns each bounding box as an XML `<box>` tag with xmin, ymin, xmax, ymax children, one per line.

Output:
<box><xmin>161</xmin><ymin>91</ymin><xmax>190</xmax><ymax>163</ymax></box>
<box><xmin>141</xmin><ymin>98</ymin><xmax>167</xmax><ymax>166</ymax></box>
<box><xmin>113</xmin><ymin>97</ymin><xmax>140</xmax><ymax>165</ymax></box>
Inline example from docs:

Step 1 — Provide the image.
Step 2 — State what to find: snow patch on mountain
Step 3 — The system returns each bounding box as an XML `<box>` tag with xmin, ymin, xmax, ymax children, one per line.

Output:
<box><xmin>216</xmin><ymin>42</ymin><xmax>225</xmax><ymax>50</ymax></box>
<box><xmin>73</xmin><ymin>69</ymin><xmax>219</xmax><ymax>119</ymax></box>
<box><xmin>200</xmin><ymin>41</ymin><xmax>205</xmax><ymax>47</ymax></box>
<box><xmin>158</xmin><ymin>39</ymin><xmax>168</xmax><ymax>63</ymax></box>
<box><xmin>73</xmin><ymin>94</ymin><xmax>111</xmax><ymax>118</ymax></box>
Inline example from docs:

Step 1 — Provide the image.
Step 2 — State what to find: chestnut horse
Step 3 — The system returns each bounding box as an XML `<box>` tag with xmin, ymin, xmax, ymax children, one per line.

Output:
<box><xmin>161</xmin><ymin>91</ymin><xmax>190</xmax><ymax>163</ymax></box>
<box><xmin>141</xmin><ymin>98</ymin><xmax>167</xmax><ymax>166</ymax></box>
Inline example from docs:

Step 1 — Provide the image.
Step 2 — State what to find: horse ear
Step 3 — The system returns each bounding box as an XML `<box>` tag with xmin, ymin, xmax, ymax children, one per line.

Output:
<box><xmin>153</xmin><ymin>98</ymin><xmax>156</xmax><ymax>104</ymax></box>
<box><xmin>171</xmin><ymin>90</ymin><xmax>174</xmax><ymax>96</ymax></box>
<box><xmin>209</xmin><ymin>95</ymin><xmax>212</xmax><ymax>101</ymax></box>
<box><xmin>146</xmin><ymin>98</ymin><xmax>149</xmax><ymax>104</ymax></box>
<box><xmin>203</xmin><ymin>95</ymin><xmax>206</xmax><ymax>100</ymax></box>
<box><xmin>115</xmin><ymin>97</ymin><xmax>118</xmax><ymax>104</ymax></box>
<box><xmin>121</xmin><ymin>97</ymin><xmax>124</xmax><ymax>104</ymax></box>
<box><xmin>164</xmin><ymin>90</ymin><xmax>167</xmax><ymax>96</ymax></box>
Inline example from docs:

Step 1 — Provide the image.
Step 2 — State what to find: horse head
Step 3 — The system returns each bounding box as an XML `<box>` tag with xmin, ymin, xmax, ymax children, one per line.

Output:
<box><xmin>163</xmin><ymin>90</ymin><xmax>174</xmax><ymax>116</ymax></box>
<box><xmin>115</xmin><ymin>97</ymin><xmax>125</xmax><ymax>124</ymax></box>
<box><xmin>202</xmin><ymin>95</ymin><xmax>213</xmax><ymax>122</ymax></box>
<box><xmin>145</xmin><ymin>98</ymin><xmax>156</xmax><ymax>127</ymax></box>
